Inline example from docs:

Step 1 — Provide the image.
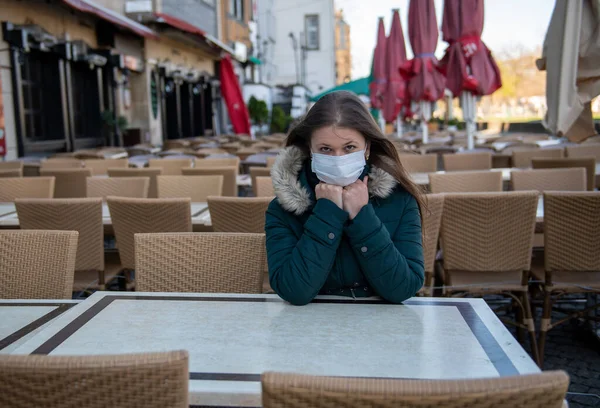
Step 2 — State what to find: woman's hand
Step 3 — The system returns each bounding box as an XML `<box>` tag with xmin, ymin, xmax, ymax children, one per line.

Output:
<box><xmin>315</xmin><ymin>183</ymin><xmax>344</xmax><ymax>209</ymax></box>
<box><xmin>343</xmin><ymin>177</ymin><xmax>369</xmax><ymax>220</ymax></box>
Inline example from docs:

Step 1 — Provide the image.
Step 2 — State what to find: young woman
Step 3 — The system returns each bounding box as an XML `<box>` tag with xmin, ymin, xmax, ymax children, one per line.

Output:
<box><xmin>265</xmin><ymin>91</ymin><xmax>425</xmax><ymax>305</ymax></box>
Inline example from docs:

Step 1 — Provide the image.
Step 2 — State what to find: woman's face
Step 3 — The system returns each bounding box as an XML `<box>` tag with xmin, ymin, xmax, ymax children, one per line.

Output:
<box><xmin>310</xmin><ymin>126</ymin><xmax>370</xmax><ymax>157</ymax></box>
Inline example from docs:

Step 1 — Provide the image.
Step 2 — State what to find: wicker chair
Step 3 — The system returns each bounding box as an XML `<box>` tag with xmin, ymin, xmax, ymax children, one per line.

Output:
<box><xmin>40</xmin><ymin>158</ymin><xmax>83</xmax><ymax>170</ymax></box>
<box><xmin>0</xmin><ymin>351</ymin><xmax>189</xmax><ymax>408</ymax></box>
<box><xmin>566</xmin><ymin>143</ymin><xmax>600</xmax><ymax>160</ymax></box>
<box><xmin>511</xmin><ymin>168</ymin><xmax>586</xmax><ymax>192</ymax></box>
<box><xmin>429</xmin><ymin>171</ymin><xmax>503</xmax><ymax>193</ymax></box>
<box><xmin>148</xmin><ymin>158</ymin><xmax>194</xmax><ymax>176</ymax></box>
<box><xmin>250</xmin><ymin>167</ymin><xmax>272</xmax><ymax>196</ymax></box>
<box><xmin>182</xmin><ymin>167</ymin><xmax>237</xmax><ymax>197</ymax></box>
<box><xmin>207</xmin><ymin>196</ymin><xmax>271</xmax><ymax>233</ymax></box>
<box><xmin>83</xmin><ymin>159</ymin><xmax>129</xmax><ymax>176</ymax></box>
<box><xmin>512</xmin><ymin>148</ymin><xmax>564</xmax><ymax>168</ymax></box>
<box><xmin>0</xmin><ymin>169</ymin><xmax>23</xmax><ymax>178</ymax></box>
<box><xmin>157</xmin><ymin>175</ymin><xmax>224</xmax><ymax>201</ymax></box>
<box><xmin>135</xmin><ymin>232</ymin><xmax>266</xmax><ymax>293</ymax></box>
<box><xmin>0</xmin><ymin>230</ymin><xmax>78</xmax><ymax>299</ymax></box>
<box><xmin>532</xmin><ymin>157</ymin><xmax>596</xmax><ymax>191</ymax></box>
<box><xmin>87</xmin><ymin>177</ymin><xmax>150</xmax><ymax>199</ymax></box>
<box><xmin>419</xmin><ymin>194</ymin><xmax>444</xmax><ymax>296</ymax></box>
<box><xmin>107</xmin><ymin>197</ymin><xmax>192</xmax><ymax>270</ymax></box>
<box><xmin>0</xmin><ymin>161</ymin><xmax>23</xmax><ymax>171</ymax></box>
<box><xmin>0</xmin><ymin>177</ymin><xmax>55</xmax><ymax>201</ymax></box>
<box><xmin>108</xmin><ymin>168</ymin><xmax>162</xmax><ymax>198</ymax></box>
<box><xmin>256</xmin><ymin>176</ymin><xmax>274</xmax><ymax>197</ymax></box>
<box><xmin>39</xmin><ymin>168</ymin><xmax>92</xmax><ymax>198</ymax></box>
<box><xmin>163</xmin><ymin>140</ymin><xmax>190</xmax><ymax>150</ymax></box>
<box><xmin>266</xmin><ymin>156</ymin><xmax>277</xmax><ymax>168</ymax></box>
<box><xmin>442</xmin><ymin>152</ymin><xmax>492</xmax><ymax>171</ymax></box>
<box><xmin>440</xmin><ymin>191</ymin><xmax>539</xmax><ymax>362</ymax></box>
<box><xmin>399</xmin><ymin>154</ymin><xmax>437</xmax><ymax>173</ymax></box>
<box><xmin>194</xmin><ymin>157</ymin><xmax>240</xmax><ymax>168</ymax></box>
<box><xmin>535</xmin><ymin>192</ymin><xmax>600</xmax><ymax>367</ymax></box>
<box><xmin>261</xmin><ymin>371</ymin><xmax>569</xmax><ymax>408</ymax></box>
<box><xmin>16</xmin><ymin>198</ymin><xmax>106</xmax><ymax>290</ymax></box>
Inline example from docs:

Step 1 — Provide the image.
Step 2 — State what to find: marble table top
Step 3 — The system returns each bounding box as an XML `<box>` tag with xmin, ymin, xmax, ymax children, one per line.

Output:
<box><xmin>0</xmin><ymin>202</ymin><xmax>209</xmax><ymax>227</ymax></box>
<box><xmin>409</xmin><ymin>163</ymin><xmax>600</xmax><ymax>186</ymax></box>
<box><xmin>11</xmin><ymin>292</ymin><xmax>540</xmax><ymax>407</ymax></box>
<box><xmin>0</xmin><ymin>300</ymin><xmax>79</xmax><ymax>354</ymax></box>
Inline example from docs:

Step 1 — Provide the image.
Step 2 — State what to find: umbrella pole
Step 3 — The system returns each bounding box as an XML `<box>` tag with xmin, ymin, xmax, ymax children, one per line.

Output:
<box><xmin>460</xmin><ymin>92</ymin><xmax>476</xmax><ymax>150</ymax></box>
<box><xmin>420</xmin><ymin>101</ymin><xmax>431</xmax><ymax>144</ymax></box>
<box><xmin>396</xmin><ymin>115</ymin><xmax>403</xmax><ymax>139</ymax></box>
<box><xmin>379</xmin><ymin>110</ymin><xmax>386</xmax><ymax>132</ymax></box>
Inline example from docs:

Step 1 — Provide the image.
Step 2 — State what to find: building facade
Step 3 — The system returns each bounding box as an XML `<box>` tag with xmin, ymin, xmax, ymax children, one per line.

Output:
<box><xmin>252</xmin><ymin>0</ymin><xmax>276</xmax><ymax>85</ymax></box>
<box><xmin>335</xmin><ymin>9</ymin><xmax>351</xmax><ymax>85</ymax></box>
<box><xmin>271</xmin><ymin>0</ymin><xmax>336</xmax><ymax>95</ymax></box>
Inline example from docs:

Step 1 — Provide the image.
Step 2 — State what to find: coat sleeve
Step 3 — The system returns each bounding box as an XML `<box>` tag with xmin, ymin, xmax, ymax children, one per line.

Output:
<box><xmin>265</xmin><ymin>198</ymin><xmax>348</xmax><ymax>305</ymax></box>
<box><xmin>344</xmin><ymin>194</ymin><xmax>424</xmax><ymax>303</ymax></box>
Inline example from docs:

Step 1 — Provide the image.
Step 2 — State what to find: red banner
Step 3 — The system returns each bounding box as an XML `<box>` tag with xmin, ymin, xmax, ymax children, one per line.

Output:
<box><xmin>0</xmin><ymin>73</ymin><xmax>6</xmax><ymax>157</ymax></box>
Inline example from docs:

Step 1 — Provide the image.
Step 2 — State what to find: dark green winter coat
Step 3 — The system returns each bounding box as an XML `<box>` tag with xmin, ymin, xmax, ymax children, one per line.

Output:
<box><xmin>265</xmin><ymin>146</ymin><xmax>424</xmax><ymax>305</ymax></box>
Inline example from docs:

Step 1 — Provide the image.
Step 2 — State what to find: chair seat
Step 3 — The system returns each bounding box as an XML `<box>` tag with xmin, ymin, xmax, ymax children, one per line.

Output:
<box><xmin>445</xmin><ymin>270</ymin><xmax>526</xmax><ymax>294</ymax></box>
<box><xmin>531</xmin><ymin>269</ymin><xmax>600</xmax><ymax>292</ymax></box>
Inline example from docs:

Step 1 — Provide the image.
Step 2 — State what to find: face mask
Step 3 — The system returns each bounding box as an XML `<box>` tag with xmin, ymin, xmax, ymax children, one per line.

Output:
<box><xmin>311</xmin><ymin>150</ymin><xmax>367</xmax><ymax>186</ymax></box>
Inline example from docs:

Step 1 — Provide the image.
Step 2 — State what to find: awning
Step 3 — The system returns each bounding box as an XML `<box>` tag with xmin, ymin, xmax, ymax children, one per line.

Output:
<box><xmin>310</xmin><ymin>77</ymin><xmax>370</xmax><ymax>101</ymax></box>
<box><xmin>154</xmin><ymin>12</ymin><xmax>237</xmax><ymax>59</ymax></box>
<box><xmin>61</xmin><ymin>0</ymin><xmax>158</xmax><ymax>39</ymax></box>
<box><xmin>248</xmin><ymin>56</ymin><xmax>262</xmax><ymax>65</ymax></box>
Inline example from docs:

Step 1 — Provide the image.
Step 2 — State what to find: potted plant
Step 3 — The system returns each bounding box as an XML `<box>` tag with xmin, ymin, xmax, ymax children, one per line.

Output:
<box><xmin>447</xmin><ymin>118</ymin><xmax>459</xmax><ymax>132</ymax></box>
<box><xmin>247</xmin><ymin>96</ymin><xmax>269</xmax><ymax>137</ymax></box>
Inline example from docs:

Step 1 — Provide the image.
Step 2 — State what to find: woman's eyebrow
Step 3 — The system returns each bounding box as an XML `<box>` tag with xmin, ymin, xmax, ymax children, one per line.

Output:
<box><xmin>343</xmin><ymin>140</ymin><xmax>357</xmax><ymax>145</ymax></box>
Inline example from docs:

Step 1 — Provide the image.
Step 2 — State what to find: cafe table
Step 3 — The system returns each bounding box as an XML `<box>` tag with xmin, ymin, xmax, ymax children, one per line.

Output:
<box><xmin>10</xmin><ymin>292</ymin><xmax>541</xmax><ymax>407</ymax></box>
<box><xmin>0</xmin><ymin>300</ymin><xmax>79</xmax><ymax>354</ymax></box>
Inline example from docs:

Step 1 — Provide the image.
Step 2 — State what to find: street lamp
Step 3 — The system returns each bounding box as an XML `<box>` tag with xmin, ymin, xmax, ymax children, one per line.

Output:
<box><xmin>289</xmin><ymin>32</ymin><xmax>300</xmax><ymax>85</ymax></box>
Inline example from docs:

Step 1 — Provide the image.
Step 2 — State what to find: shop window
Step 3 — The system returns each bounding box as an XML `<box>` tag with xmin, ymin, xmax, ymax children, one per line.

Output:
<box><xmin>71</xmin><ymin>63</ymin><xmax>102</xmax><ymax>140</ymax></box>
<box><xmin>19</xmin><ymin>50</ymin><xmax>64</xmax><ymax>142</ymax></box>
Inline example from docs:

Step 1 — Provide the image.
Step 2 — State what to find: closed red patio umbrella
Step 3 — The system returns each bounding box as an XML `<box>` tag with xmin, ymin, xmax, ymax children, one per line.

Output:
<box><xmin>220</xmin><ymin>54</ymin><xmax>251</xmax><ymax>135</ymax></box>
<box><xmin>369</xmin><ymin>17</ymin><xmax>387</xmax><ymax>110</ymax></box>
<box><xmin>440</xmin><ymin>0</ymin><xmax>501</xmax><ymax>97</ymax></box>
<box><xmin>382</xmin><ymin>9</ymin><xmax>408</xmax><ymax>125</ymax></box>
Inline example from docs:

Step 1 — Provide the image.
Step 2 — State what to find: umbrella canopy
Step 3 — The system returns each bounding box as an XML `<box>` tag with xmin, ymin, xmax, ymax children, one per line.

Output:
<box><xmin>440</xmin><ymin>0</ymin><xmax>501</xmax><ymax>97</ymax></box>
<box><xmin>369</xmin><ymin>18</ymin><xmax>387</xmax><ymax>109</ymax></box>
<box><xmin>403</xmin><ymin>0</ymin><xmax>445</xmax><ymax>102</ymax></box>
<box><xmin>220</xmin><ymin>55</ymin><xmax>251</xmax><ymax>135</ymax></box>
<box><xmin>537</xmin><ymin>0</ymin><xmax>600</xmax><ymax>142</ymax></box>
<box><xmin>382</xmin><ymin>9</ymin><xmax>408</xmax><ymax>123</ymax></box>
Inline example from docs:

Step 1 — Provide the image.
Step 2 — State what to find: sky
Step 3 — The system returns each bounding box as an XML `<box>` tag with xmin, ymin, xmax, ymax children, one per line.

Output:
<box><xmin>335</xmin><ymin>0</ymin><xmax>555</xmax><ymax>79</ymax></box>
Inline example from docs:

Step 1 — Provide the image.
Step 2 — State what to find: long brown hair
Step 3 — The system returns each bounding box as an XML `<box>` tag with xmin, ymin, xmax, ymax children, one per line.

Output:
<box><xmin>285</xmin><ymin>91</ymin><xmax>426</xmax><ymax>220</ymax></box>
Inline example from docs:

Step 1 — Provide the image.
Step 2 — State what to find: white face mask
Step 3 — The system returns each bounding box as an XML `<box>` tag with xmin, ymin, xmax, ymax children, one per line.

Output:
<box><xmin>311</xmin><ymin>150</ymin><xmax>367</xmax><ymax>186</ymax></box>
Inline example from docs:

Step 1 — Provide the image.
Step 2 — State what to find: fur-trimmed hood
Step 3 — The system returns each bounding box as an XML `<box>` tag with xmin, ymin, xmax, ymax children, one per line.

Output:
<box><xmin>271</xmin><ymin>146</ymin><xmax>398</xmax><ymax>215</ymax></box>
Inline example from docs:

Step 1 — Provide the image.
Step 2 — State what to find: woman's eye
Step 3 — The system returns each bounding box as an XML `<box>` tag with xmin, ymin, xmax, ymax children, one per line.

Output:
<box><xmin>320</xmin><ymin>147</ymin><xmax>331</xmax><ymax>153</ymax></box>
<box><xmin>345</xmin><ymin>145</ymin><xmax>356</xmax><ymax>151</ymax></box>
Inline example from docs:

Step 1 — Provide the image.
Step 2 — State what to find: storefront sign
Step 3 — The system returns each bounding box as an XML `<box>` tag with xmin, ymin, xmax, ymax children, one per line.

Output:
<box><xmin>0</xmin><ymin>74</ymin><xmax>6</xmax><ymax>157</ymax></box>
<box><xmin>150</xmin><ymin>71</ymin><xmax>158</xmax><ymax>119</ymax></box>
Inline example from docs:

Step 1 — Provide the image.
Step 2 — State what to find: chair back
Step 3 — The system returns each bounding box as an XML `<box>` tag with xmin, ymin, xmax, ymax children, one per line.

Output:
<box><xmin>136</xmin><ymin>232</ymin><xmax>266</xmax><ymax>293</ymax></box>
<box><xmin>0</xmin><ymin>161</ymin><xmax>23</xmax><ymax>171</ymax></box>
<box><xmin>208</xmin><ymin>196</ymin><xmax>271</xmax><ymax>233</ymax></box>
<box><xmin>40</xmin><ymin>159</ymin><xmax>83</xmax><ymax>170</ymax></box>
<box><xmin>0</xmin><ymin>169</ymin><xmax>23</xmax><ymax>178</ymax></box>
<box><xmin>0</xmin><ymin>351</ymin><xmax>189</xmax><ymax>408</ymax></box>
<box><xmin>440</xmin><ymin>192</ymin><xmax>538</xmax><ymax>275</ymax></box>
<box><xmin>511</xmin><ymin>168</ymin><xmax>586</xmax><ymax>192</ymax></box>
<box><xmin>511</xmin><ymin>148</ymin><xmax>564</xmax><ymax>168</ymax></box>
<box><xmin>107</xmin><ymin>197</ymin><xmax>192</xmax><ymax>269</ymax></box>
<box><xmin>421</xmin><ymin>194</ymin><xmax>444</xmax><ymax>295</ymax></box>
<box><xmin>83</xmin><ymin>159</ymin><xmax>129</xmax><ymax>176</ymax></box>
<box><xmin>182</xmin><ymin>167</ymin><xmax>237</xmax><ymax>196</ymax></box>
<box><xmin>108</xmin><ymin>168</ymin><xmax>162</xmax><ymax>198</ymax></box>
<box><xmin>16</xmin><ymin>198</ymin><xmax>104</xmax><ymax>273</ymax></box>
<box><xmin>399</xmin><ymin>154</ymin><xmax>437</xmax><ymax>173</ymax></box>
<box><xmin>255</xmin><ymin>177</ymin><xmax>274</xmax><ymax>197</ymax></box>
<box><xmin>194</xmin><ymin>157</ymin><xmax>240</xmax><ymax>168</ymax></box>
<box><xmin>261</xmin><ymin>371</ymin><xmax>569</xmax><ymax>408</ymax></box>
<box><xmin>250</xmin><ymin>167</ymin><xmax>271</xmax><ymax>196</ymax></box>
<box><xmin>157</xmin><ymin>175</ymin><xmax>223</xmax><ymax>201</ymax></box>
<box><xmin>266</xmin><ymin>156</ymin><xmax>277</xmax><ymax>168</ymax></box>
<box><xmin>429</xmin><ymin>171</ymin><xmax>503</xmax><ymax>193</ymax></box>
<box><xmin>148</xmin><ymin>158</ymin><xmax>194</xmax><ymax>176</ymax></box>
<box><xmin>87</xmin><ymin>177</ymin><xmax>149</xmax><ymax>199</ymax></box>
<box><xmin>443</xmin><ymin>152</ymin><xmax>492</xmax><ymax>171</ymax></box>
<box><xmin>40</xmin><ymin>169</ymin><xmax>91</xmax><ymax>198</ymax></box>
<box><xmin>0</xmin><ymin>177</ymin><xmax>55</xmax><ymax>201</ymax></box>
<box><xmin>566</xmin><ymin>143</ymin><xmax>600</xmax><ymax>161</ymax></box>
<box><xmin>163</xmin><ymin>140</ymin><xmax>190</xmax><ymax>150</ymax></box>
<box><xmin>532</xmin><ymin>157</ymin><xmax>596</xmax><ymax>191</ymax></box>
<box><xmin>544</xmin><ymin>192</ymin><xmax>600</xmax><ymax>273</ymax></box>
<box><xmin>0</xmin><ymin>230</ymin><xmax>78</xmax><ymax>299</ymax></box>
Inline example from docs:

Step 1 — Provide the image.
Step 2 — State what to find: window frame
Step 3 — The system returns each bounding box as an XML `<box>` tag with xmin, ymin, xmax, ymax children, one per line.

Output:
<box><xmin>305</xmin><ymin>14</ymin><xmax>320</xmax><ymax>50</ymax></box>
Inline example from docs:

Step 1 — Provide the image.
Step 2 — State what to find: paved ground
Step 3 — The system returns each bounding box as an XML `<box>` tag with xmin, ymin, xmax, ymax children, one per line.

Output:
<box><xmin>502</xmin><ymin>307</ymin><xmax>600</xmax><ymax>408</ymax></box>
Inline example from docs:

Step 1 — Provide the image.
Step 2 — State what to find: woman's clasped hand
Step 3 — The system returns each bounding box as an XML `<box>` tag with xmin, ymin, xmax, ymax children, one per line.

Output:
<box><xmin>315</xmin><ymin>177</ymin><xmax>369</xmax><ymax>220</ymax></box>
